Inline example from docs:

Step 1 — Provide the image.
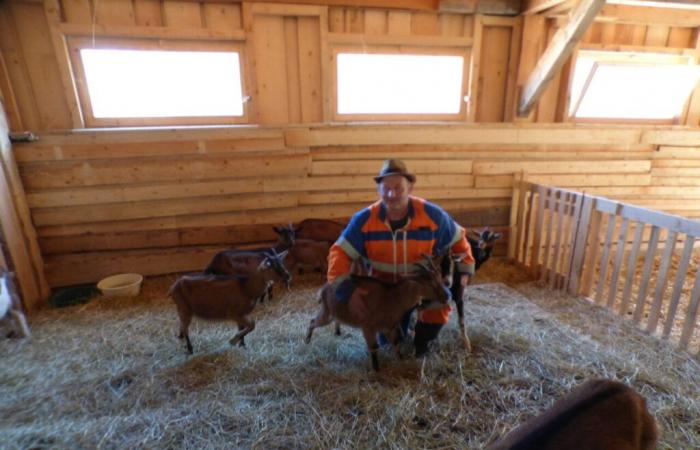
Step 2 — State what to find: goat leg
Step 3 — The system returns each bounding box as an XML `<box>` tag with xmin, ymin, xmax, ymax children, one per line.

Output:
<box><xmin>362</xmin><ymin>328</ymin><xmax>380</xmax><ymax>372</ymax></box>
<box><xmin>230</xmin><ymin>318</ymin><xmax>255</xmax><ymax>347</ymax></box>
<box><xmin>305</xmin><ymin>308</ymin><xmax>332</xmax><ymax>344</ymax></box>
<box><xmin>9</xmin><ymin>310</ymin><xmax>30</xmax><ymax>339</ymax></box>
<box><xmin>177</xmin><ymin>310</ymin><xmax>193</xmax><ymax>354</ymax></box>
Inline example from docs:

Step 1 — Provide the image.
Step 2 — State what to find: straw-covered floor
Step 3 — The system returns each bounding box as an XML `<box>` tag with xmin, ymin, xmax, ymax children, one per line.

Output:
<box><xmin>1</xmin><ymin>259</ymin><xmax>699</xmax><ymax>450</ymax></box>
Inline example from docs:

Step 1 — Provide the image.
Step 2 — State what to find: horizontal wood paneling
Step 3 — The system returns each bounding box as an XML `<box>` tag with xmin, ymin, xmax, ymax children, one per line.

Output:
<box><xmin>11</xmin><ymin>124</ymin><xmax>700</xmax><ymax>288</ymax></box>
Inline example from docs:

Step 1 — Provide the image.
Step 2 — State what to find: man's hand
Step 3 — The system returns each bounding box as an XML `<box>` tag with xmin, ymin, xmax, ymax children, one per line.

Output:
<box><xmin>348</xmin><ymin>287</ymin><xmax>369</xmax><ymax>322</ymax></box>
<box><xmin>460</xmin><ymin>274</ymin><xmax>470</xmax><ymax>287</ymax></box>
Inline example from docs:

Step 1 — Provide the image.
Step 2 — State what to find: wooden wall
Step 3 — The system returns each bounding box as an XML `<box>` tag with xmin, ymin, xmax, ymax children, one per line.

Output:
<box><xmin>11</xmin><ymin>123</ymin><xmax>700</xmax><ymax>287</ymax></box>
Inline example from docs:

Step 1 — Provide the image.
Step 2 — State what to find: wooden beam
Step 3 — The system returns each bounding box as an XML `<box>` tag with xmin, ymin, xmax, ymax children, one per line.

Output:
<box><xmin>0</xmin><ymin>101</ymin><xmax>50</xmax><ymax>312</ymax></box>
<box><xmin>439</xmin><ymin>0</ymin><xmax>522</xmax><ymax>15</ymax></box>
<box><xmin>518</xmin><ymin>0</ymin><xmax>605</xmax><ymax>117</ymax></box>
<box><xmin>549</xmin><ymin>4</ymin><xmax>700</xmax><ymax>27</ymax></box>
<box><xmin>522</xmin><ymin>0</ymin><xmax>567</xmax><ymax>14</ymax></box>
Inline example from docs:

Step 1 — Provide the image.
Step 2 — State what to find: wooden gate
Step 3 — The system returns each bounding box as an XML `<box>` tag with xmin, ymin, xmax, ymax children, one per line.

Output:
<box><xmin>510</xmin><ymin>179</ymin><xmax>700</xmax><ymax>356</ymax></box>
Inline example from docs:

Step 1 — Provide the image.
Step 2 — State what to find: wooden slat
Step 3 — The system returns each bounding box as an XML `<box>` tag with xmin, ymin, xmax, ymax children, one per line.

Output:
<box><xmin>20</xmin><ymin>153</ymin><xmax>310</xmax><ymax>189</ymax></box>
<box><xmin>61</xmin><ymin>0</ymin><xmax>92</xmax><ymax>24</ymax></box>
<box><xmin>507</xmin><ymin>175</ymin><xmax>522</xmax><ymax>259</ymax></box>
<box><xmin>549</xmin><ymin>191</ymin><xmax>568</xmax><ymax>289</ymax></box>
<box><xmin>32</xmin><ymin>191</ymin><xmax>300</xmax><ymax>226</ymax></box>
<box><xmin>679</xmin><ymin>266</ymin><xmax>700</xmax><ymax>349</ymax></box>
<box><xmin>520</xmin><ymin>185</ymin><xmax>536</xmax><ymax>264</ymax></box>
<box><xmin>252</xmin><ymin>14</ymin><xmax>289</xmax><ymax>124</ymax></box>
<box><xmin>476</xmin><ymin>24</ymin><xmax>511</xmax><ymax>122</ymax></box>
<box><xmin>163</xmin><ymin>1</ymin><xmax>202</xmax><ymax>28</ymax></box>
<box><xmin>473</xmin><ymin>160</ymin><xmax>651</xmax><ymax>175</ymax></box>
<box><xmin>646</xmin><ymin>230</ymin><xmax>679</xmax><ymax>333</ymax></box>
<box><xmin>539</xmin><ymin>187</ymin><xmax>556</xmax><ymax>283</ymax></box>
<box><xmin>94</xmin><ymin>0</ymin><xmax>135</xmax><ymax>26</ymax></box>
<box><xmin>560</xmin><ymin>193</ymin><xmax>582</xmax><ymax>289</ymax></box>
<box><xmin>530</xmin><ymin>185</ymin><xmax>547</xmax><ymax>276</ymax></box>
<box><xmin>579</xmin><ymin>207</ymin><xmax>602</xmax><ymax>297</ymax></box>
<box><xmin>632</xmin><ymin>225</ymin><xmax>660</xmax><ymax>324</ymax></box>
<box><xmin>662</xmin><ymin>235</ymin><xmax>695</xmax><ymax>339</ymax></box>
<box><xmin>133</xmin><ymin>0</ymin><xmax>163</xmax><ymax>27</ymax></box>
<box><xmin>568</xmin><ymin>194</ymin><xmax>594</xmax><ymax>295</ymax></box>
<box><xmin>298</xmin><ymin>15</ymin><xmax>323</xmax><ymax>122</ymax></box>
<box><xmin>58</xmin><ymin>23</ymin><xmax>246</xmax><ymax>40</ymax></box>
<box><xmin>595</xmin><ymin>213</ymin><xmax>618</xmax><ymax>304</ymax></box>
<box><xmin>514</xmin><ymin>179</ymin><xmax>529</xmax><ymax>264</ymax></box>
<box><xmin>618</xmin><ymin>221</ymin><xmax>644</xmax><ymax>316</ymax></box>
<box><xmin>203</xmin><ymin>2</ymin><xmax>242</xmax><ymax>30</ymax></box>
<box><xmin>311</xmin><ymin>159</ymin><xmax>472</xmax><ymax>176</ymax></box>
<box><xmin>467</xmin><ymin>15</ymin><xmax>482</xmax><ymax>121</ymax></box>
<box><xmin>284</xmin><ymin>17</ymin><xmax>302</xmax><ymax>124</ymax></box>
<box><xmin>606</xmin><ymin>217</ymin><xmax>630</xmax><ymax>309</ymax></box>
<box><xmin>14</xmin><ymin>137</ymin><xmax>286</xmax><ymax>162</ymax></box>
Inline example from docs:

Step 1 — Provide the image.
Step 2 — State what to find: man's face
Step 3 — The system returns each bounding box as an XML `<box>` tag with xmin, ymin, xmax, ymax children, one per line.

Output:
<box><xmin>378</xmin><ymin>175</ymin><xmax>413</xmax><ymax>216</ymax></box>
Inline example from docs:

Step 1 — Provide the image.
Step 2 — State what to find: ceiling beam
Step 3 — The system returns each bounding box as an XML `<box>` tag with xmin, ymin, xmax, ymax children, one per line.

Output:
<box><xmin>439</xmin><ymin>0</ymin><xmax>522</xmax><ymax>15</ymax></box>
<box><xmin>518</xmin><ymin>0</ymin><xmax>606</xmax><ymax>116</ymax></box>
<box><xmin>522</xmin><ymin>0</ymin><xmax>568</xmax><ymax>14</ymax></box>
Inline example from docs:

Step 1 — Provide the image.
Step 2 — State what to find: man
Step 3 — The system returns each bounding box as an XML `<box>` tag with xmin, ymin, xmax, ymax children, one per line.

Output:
<box><xmin>327</xmin><ymin>159</ymin><xmax>475</xmax><ymax>356</ymax></box>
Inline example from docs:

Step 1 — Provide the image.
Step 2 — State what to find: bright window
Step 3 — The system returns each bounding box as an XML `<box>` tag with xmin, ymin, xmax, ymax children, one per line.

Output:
<box><xmin>570</xmin><ymin>51</ymin><xmax>700</xmax><ymax>122</ymax></box>
<box><xmin>80</xmin><ymin>49</ymin><xmax>244</xmax><ymax>119</ymax></box>
<box><xmin>336</xmin><ymin>53</ymin><xmax>465</xmax><ymax>115</ymax></box>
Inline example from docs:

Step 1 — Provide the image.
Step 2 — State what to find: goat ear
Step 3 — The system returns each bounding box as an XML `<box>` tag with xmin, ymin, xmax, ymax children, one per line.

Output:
<box><xmin>469</xmin><ymin>229</ymin><xmax>481</xmax><ymax>238</ymax></box>
<box><xmin>273</xmin><ymin>226</ymin><xmax>282</xmax><ymax>234</ymax></box>
<box><xmin>493</xmin><ymin>232</ymin><xmax>503</xmax><ymax>240</ymax></box>
<box><xmin>278</xmin><ymin>250</ymin><xmax>289</xmax><ymax>260</ymax></box>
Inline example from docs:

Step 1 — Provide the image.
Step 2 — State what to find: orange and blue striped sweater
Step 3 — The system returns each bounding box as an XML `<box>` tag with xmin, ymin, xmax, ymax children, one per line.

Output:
<box><xmin>327</xmin><ymin>196</ymin><xmax>475</xmax><ymax>324</ymax></box>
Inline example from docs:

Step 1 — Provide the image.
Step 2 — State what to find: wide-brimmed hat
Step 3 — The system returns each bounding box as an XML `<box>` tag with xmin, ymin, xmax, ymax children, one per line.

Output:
<box><xmin>373</xmin><ymin>159</ymin><xmax>416</xmax><ymax>184</ymax></box>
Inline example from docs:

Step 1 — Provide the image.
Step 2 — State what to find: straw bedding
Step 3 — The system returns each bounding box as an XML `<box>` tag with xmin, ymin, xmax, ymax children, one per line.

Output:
<box><xmin>1</xmin><ymin>259</ymin><xmax>698</xmax><ymax>449</ymax></box>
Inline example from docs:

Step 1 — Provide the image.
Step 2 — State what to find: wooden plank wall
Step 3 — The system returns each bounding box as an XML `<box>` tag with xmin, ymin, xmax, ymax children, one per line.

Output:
<box><xmin>11</xmin><ymin>123</ymin><xmax>700</xmax><ymax>288</ymax></box>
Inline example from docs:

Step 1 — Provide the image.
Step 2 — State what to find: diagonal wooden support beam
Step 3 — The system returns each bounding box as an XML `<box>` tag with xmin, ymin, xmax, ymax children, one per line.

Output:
<box><xmin>517</xmin><ymin>0</ymin><xmax>605</xmax><ymax>117</ymax></box>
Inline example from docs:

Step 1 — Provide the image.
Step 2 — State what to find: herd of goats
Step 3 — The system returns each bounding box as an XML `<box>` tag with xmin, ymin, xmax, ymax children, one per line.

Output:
<box><xmin>0</xmin><ymin>219</ymin><xmax>661</xmax><ymax>449</ymax></box>
<box><xmin>168</xmin><ymin>218</ymin><xmax>502</xmax><ymax>368</ymax></box>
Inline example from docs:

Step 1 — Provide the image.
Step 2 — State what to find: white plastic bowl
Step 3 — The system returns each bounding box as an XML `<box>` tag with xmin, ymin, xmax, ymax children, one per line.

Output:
<box><xmin>97</xmin><ymin>273</ymin><xmax>143</xmax><ymax>298</ymax></box>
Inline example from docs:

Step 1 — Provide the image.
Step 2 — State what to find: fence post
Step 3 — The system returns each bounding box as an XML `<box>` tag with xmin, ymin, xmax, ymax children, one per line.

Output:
<box><xmin>508</xmin><ymin>172</ymin><xmax>524</xmax><ymax>260</ymax></box>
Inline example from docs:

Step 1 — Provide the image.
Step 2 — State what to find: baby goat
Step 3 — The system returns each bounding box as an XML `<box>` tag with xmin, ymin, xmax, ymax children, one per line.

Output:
<box><xmin>306</xmin><ymin>256</ymin><xmax>449</xmax><ymax>371</ymax></box>
<box><xmin>486</xmin><ymin>378</ymin><xmax>658</xmax><ymax>450</ymax></box>
<box><xmin>274</xmin><ymin>219</ymin><xmax>345</xmax><ymax>248</ymax></box>
<box><xmin>170</xmin><ymin>251</ymin><xmax>290</xmax><ymax>354</ymax></box>
<box><xmin>0</xmin><ymin>270</ymin><xmax>30</xmax><ymax>339</ymax></box>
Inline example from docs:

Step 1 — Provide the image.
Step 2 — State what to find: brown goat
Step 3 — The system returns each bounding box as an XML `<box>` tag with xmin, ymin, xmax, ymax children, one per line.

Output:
<box><xmin>486</xmin><ymin>378</ymin><xmax>658</xmax><ymax>450</ymax></box>
<box><xmin>170</xmin><ymin>251</ymin><xmax>290</xmax><ymax>354</ymax></box>
<box><xmin>0</xmin><ymin>270</ymin><xmax>30</xmax><ymax>339</ymax></box>
<box><xmin>305</xmin><ymin>257</ymin><xmax>449</xmax><ymax>371</ymax></box>
<box><xmin>274</xmin><ymin>219</ymin><xmax>345</xmax><ymax>248</ymax></box>
<box><xmin>286</xmin><ymin>239</ymin><xmax>331</xmax><ymax>274</ymax></box>
<box><xmin>204</xmin><ymin>248</ymin><xmax>283</xmax><ymax>302</ymax></box>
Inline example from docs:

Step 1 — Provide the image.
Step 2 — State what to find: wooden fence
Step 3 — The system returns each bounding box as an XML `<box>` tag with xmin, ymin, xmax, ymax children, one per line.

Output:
<box><xmin>510</xmin><ymin>179</ymin><xmax>700</xmax><ymax>356</ymax></box>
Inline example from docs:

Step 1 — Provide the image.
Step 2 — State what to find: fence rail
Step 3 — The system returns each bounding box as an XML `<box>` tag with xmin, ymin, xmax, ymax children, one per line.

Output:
<box><xmin>510</xmin><ymin>179</ymin><xmax>700</xmax><ymax>356</ymax></box>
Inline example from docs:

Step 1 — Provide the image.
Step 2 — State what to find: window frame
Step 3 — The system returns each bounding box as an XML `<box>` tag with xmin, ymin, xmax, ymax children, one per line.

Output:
<box><xmin>331</xmin><ymin>45</ymin><xmax>471</xmax><ymax>122</ymax></box>
<box><xmin>567</xmin><ymin>50</ymin><xmax>699</xmax><ymax>125</ymax></box>
<box><xmin>67</xmin><ymin>37</ymin><xmax>250</xmax><ymax>127</ymax></box>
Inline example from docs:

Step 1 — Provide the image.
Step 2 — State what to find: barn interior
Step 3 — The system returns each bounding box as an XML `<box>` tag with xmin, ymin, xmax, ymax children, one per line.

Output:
<box><xmin>1</xmin><ymin>0</ymin><xmax>700</xmax><ymax>449</ymax></box>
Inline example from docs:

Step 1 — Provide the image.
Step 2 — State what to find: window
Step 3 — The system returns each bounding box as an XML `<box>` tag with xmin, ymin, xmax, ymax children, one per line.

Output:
<box><xmin>69</xmin><ymin>39</ymin><xmax>248</xmax><ymax>127</ymax></box>
<box><xmin>334</xmin><ymin>51</ymin><xmax>467</xmax><ymax>120</ymax></box>
<box><xmin>569</xmin><ymin>51</ymin><xmax>700</xmax><ymax>124</ymax></box>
